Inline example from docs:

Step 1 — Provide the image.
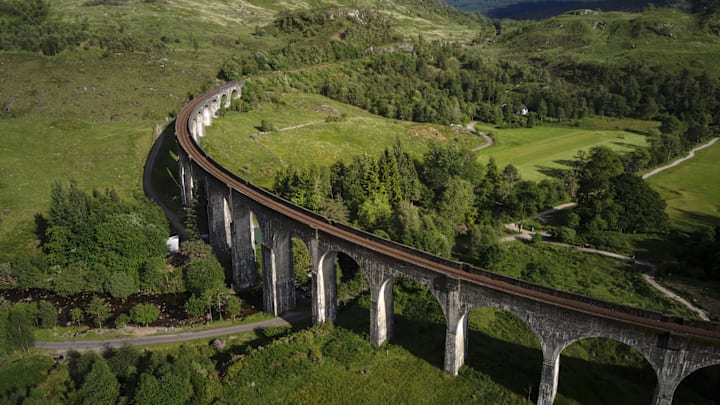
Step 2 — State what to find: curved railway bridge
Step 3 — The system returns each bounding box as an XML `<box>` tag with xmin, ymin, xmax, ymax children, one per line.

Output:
<box><xmin>175</xmin><ymin>81</ymin><xmax>720</xmax><ymax>404</ymax></box>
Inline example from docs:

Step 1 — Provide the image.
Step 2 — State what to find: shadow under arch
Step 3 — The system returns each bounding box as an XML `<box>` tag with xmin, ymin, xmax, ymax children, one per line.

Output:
<box><xmin>556</xmin><ymin>337</ymin><xmax>656</xmax><ymax>404</ymax></box>
<box><xmin>290</xmin><ymin>236</ymin><xmax>311</xmax><ymax>305</ymax></box>
<box><xmin>464</xmin><ymin>306</ymin><xmax>543</xmax><ymax>402</ymax></box>
<box><xmin>673</xmin><ymin>363</ymin><xmax>720</xmax><ymax>403</ymax></box>
<box><xmin>317</xmin><ymin>250</ymin><xmax>371</xmax><ymax>335</ymax></box>
<box><xmin>387</xmin><ymin>276</ymin><xmax>447</xmax><ymax>369</ymax></box>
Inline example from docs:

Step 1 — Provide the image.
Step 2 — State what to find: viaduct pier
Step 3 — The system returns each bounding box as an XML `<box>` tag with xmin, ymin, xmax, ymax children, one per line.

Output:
<box><xmin>175</xmin><ymin>81</ymin><xmax>720</xmax><ymax>405</ymax></box>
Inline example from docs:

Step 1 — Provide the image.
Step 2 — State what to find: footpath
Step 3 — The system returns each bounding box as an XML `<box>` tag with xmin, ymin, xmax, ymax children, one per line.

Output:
<box><xmin>499</xmin><ymin>138</ymin><xmax>720</xmax><ymax>320</ymax></box>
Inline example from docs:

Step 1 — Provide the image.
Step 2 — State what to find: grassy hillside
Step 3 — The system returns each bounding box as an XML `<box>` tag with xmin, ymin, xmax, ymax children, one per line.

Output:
<box><xmin>647</xmin><ymin>142</ymin><xmax>720</xmax><ymax>232</ymax></box>
<box><xmin>496</xmin><ymin>8</ymin><xmax>720</xmax><ymax>70</ymax></box>
<box><xmin>0</xmin><ymin>0</ymin><xmax>485</xmax><ymax>258</ymax></box>
<box><xmin>202</xmin><ymin>91</ymin><xmax>484</xmax><ymax>186</ymax></box>
<box><xmin>0</xmin><ymin>119</ymin><xmax>155</xmax><ymax>254</ymax></box>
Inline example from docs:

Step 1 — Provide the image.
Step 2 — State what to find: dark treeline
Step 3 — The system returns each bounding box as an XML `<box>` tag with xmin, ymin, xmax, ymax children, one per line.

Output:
<box><xmin>0</xmin><ymin>181</ymin><xmax>171</xmax><ymax>297</ymax></box>
<box><xmin>273</xmin><ymin>138</ymin><xmax>565</xmax><ymax>265</ymax></box>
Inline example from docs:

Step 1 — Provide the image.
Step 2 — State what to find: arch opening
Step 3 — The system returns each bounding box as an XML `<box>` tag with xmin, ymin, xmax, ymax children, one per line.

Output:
<box><xmin>389</xmin><ymin>277</ymin><xmax>446</xmax><ymax>368</ymax></box>
<box><xmin>557</xmin><ymin>338</ymin><xmax>655</xmax><ymax>404</ymax></box>
<box><xmin>673</xmin><ymin>363</ymin><xmax>720</xmax><ymax>403</ymax></box>
<box><xmin>219</xmin><ymin>94</ymin><xmax>229</xmax><ymax>115</ymax></box>
<box><xmin>291</xmin><ymin>237</ymin><xmax>311</xmax><ymax>305</ymax></box>
<box><xmin>464</xmin><ymin>307</ymin><xmax>543</xmax><ymax>401</ymax></box>
<box><xmin>323</xmin><ymin>252</ymin><xmax>370</xmax><ymax>334</ymax></box>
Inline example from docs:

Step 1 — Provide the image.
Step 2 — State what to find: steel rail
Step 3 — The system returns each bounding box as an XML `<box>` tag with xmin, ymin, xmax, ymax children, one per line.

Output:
<box><xmin>176</xmin><ymin>82</ymin><xmax>720</xmax><ymax>342</ymax></box>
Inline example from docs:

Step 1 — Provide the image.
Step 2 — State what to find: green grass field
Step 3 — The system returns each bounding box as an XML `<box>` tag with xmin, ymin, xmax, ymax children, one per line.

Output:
<box><xmin>202</xmin><ymin>92</ymin><xmax>485</xmax><ymax>186</ymax></box>
<box><xmin>646</xmin><ymin>142</ymin><xmax>720</xmax><ymax>232</ymax></box>
<box><xmin>493</xmin><ymin>242</ymin><xmax>696</xmax><ymax>317</ymax></box>
<box><xmin>0</xmin><ymin>119</ymin><xmax>155</xmax><ymax>255</ymax></box>
<box><xmin>473</xmin><ymin>123</ymin><xmax>649</xmax><ymax>181</ymax></box>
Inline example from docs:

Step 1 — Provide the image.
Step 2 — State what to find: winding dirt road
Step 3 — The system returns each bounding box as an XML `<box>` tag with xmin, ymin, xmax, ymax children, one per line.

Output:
<box><xmin>642</xmin><ymin>137</ymin><xmax>719</xmax><ymax>179</ymax></box>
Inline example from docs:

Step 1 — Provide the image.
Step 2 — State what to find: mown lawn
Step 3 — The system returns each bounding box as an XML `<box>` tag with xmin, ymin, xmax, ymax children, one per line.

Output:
<box><xmin>646</xmin><ymin>141</ymin><xmax>720</xmax><ymax>232</ymax></box>
<box><xmin>473</xmin><ymin>123</ymin><xmax>648</xmax><ymax>181</ymax></box>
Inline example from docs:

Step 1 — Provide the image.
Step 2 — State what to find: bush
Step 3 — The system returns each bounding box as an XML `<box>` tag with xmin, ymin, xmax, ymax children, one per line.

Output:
<box><xmin>262</xmin><ymin>325</ymin><xmax>291</xmax><ymax>338</ymax></box>
<box><xmin>114</xmin><ymin>313</ymin><xmax>130</xmax><ymax>328</ymax></box>
<box><xmin>553</xmin><ymin>227</ymin><xmax>577</xmax><ymax>244</ymax></box>
<box><xmin>105</xmin><ymin>272</ymin><xmax>137</xmax><ymax>299</ymax></box>
<box><xmin>260</xmin><ymin>119</ymin><xmax>276</xmax><ymax>132</ymax></box>
<box><xmin>184</xmin><ymin>257</ymin><xmax>225</xmax><ymax>295</ymax></box>
<box><xmin>130</xmin><ymin>304</ymin><xmax>160</xmax><ymax>327</ymax></box>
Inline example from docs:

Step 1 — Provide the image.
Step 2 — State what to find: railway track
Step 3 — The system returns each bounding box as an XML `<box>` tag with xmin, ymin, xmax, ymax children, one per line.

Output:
<box><xmin>176</xmin><ymin>82</ymin><xmax>720</xmax><ymax>343</ymax></box>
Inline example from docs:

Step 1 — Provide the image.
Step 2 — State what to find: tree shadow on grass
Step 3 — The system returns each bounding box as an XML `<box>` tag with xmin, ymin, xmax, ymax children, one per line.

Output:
<box><xmin>611</xmin><ymin>141</ymin><xmax>644</xmax><ymax>150</ymax></box>
<box><xmin>671</xmin><ymin>209</ymin><xmax>720</xmax><ymax>230</ymax></box>
<box><xmin>537</xmin><ymin>166</ymin><xmax>568</xmax><ymax>179</ymax></box>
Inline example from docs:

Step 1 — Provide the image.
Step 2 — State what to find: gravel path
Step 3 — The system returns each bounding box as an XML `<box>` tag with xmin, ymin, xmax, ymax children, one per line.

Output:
<box><xmin>642</xmin><ymin>137</ymin><xmax>719</xmax><ymax>179</ymax></box>
<box><xmin>466</xmin><ymin>121</ymin><xmax>495</xmax><ymax>152</ymax></box>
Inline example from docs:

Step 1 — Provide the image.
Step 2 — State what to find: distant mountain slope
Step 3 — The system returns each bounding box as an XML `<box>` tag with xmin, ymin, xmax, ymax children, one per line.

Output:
<box><xmin>444</xmin><ymin>0</ymin><xmax>709</xmax><ymax>19</ymax></box>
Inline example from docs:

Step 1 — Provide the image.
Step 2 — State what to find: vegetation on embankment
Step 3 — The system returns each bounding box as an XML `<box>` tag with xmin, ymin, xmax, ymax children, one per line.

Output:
<box><xmin>4</xmin><ymin>280</ymin><xmax>716</xmax><ymax>405</ymax></box>
<box><xmin>0</xmin><ymin>280</ymin><xmax>697</xmax><ymax>404</ymax></box>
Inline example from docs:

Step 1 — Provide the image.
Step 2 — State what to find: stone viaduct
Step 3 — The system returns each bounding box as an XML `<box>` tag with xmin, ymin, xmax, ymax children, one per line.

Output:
<box><xmin>175</xmin><ymin>81</ymin><xmax>720</xmax><ymax>404</ymax></box>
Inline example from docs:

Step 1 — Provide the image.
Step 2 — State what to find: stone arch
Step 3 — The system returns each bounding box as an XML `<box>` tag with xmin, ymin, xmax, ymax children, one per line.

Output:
<box><xmin>290</xmin><ymin>236</ymin><xmax>311</xmax><ymax>304</ymax></box>
<box><xmin>203</xmin><ymin>104</ymin><xmax>212</xmax><ymax>126</ymax></box>
<box><xmin>312</xmin><ymin>247</ymin><xmax>370</xmax><ymax>325</ymax></box>
<box><xmin>230</xmin><ymin>88</ymin><xmax>240</xmax><ymax>103</ymax></box>
<box><xmin>195</xmin><ymin>111</ymin><xmax>205</xmax><ymax>137</ymax></box>
<box><xmin>256</xmin><ymin>218</ymin><xmax>295</xmax><ymax>315</ymax></box>
<box><xmin>464</xmin><ymin>306</ymin><xmax>543</xmax><ymax>399</ymax></box>
<box><xmin>556</xmin><ymin>336</ymin><xmax>656</xmax><ymax>404</ymax></box>
<box><xmin>673</xmin><ymin>363</ymin><xmax>720</xmax><ymax>403</ymax></box>
<box><xmin>220</xmin><ymin>94</ymin><xmax>229</xmax><ymax>112</ymax></box>
<box><xmin>391</xmin><ymin>275</ymin><xmax>447</xmax><ymax>368</ymax></box>
<box><xmin>230</xmin><ymin>199</ymin><xmax>261</xmax><ymax>290</ymax></box>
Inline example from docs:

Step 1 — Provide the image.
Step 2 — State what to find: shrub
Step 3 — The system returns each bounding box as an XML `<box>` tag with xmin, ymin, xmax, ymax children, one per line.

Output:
<box><xmin>260</xmin><ymin>119</ymin><xmax>276</xmax><ymax>132</ymax></box>
<box><xmin>130</xmin><ymin>304</ymin><xmax>160</xmax><ymax>327</ymax></box>
<box><xmin>262</xmin><ymin>325</ymin><xmax>291</xmax><ymax>338</ymax></box>
<box><xmin>105</xmin><ymin>272</ymin><xmax>137</xmax><ymax>299</ymax></box>
<box><xmin>114</xmin><ymin>313</ymin><xmax>130</xmax><ymax>328</ymax></box>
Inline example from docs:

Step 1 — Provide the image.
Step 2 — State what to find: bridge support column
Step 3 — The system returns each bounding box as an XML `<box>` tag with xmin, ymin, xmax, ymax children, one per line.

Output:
<box><xmin>650</xmin><ymin>338</ymin><xmax>688</xmax><ymax>405</ymax></box>
<box><xmin>652</xmin><ymin>381</ymin><xmax>679</xmax><ymax>405</ymax></box>
<box><xmin>370</xmin><ymin>276</ymin><xmax>394</xmax><ymax>346</ymax></box>
<box><xmin>178</xmin><ymin>149</ymin><xmax>194</xmax><ymax>207</ymax></box>
<box><xmin>230</xmin><ymin>193</ymin><xmax>259</xmax><ymax>289</ymax></box>
<box><xmin>311</xmin><ymin>244</ymin><xmax>337</xmax><ymax>324</ymax></box>
<box><xmin>206</xmin><ymin>179</ymin><xmax>231</xmax><ymax>260</ymax></box>
<box><xmin>262</xmin><ymin>227</ymin><xmax>295</xmax><ymax>316</ymax></box>
<box><xmin>203</xmin><ymin>106</ymin><xmax>213</xmax><ymax>126</ymax></box>
<box><xmin>537</xmin><ymin>344</ymin><xmax>561</xmax><ymax>405</ymax></box>
<box><xmin>443</xmin><ymin>279</ymin><xmax>466</xmax><ymax>376</ymax></box>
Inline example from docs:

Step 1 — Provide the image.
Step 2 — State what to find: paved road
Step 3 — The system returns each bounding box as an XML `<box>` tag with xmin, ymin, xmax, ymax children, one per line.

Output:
<box><xmin>142</xmin><ymin>125</ymin><xmax>190</xmax><ymax>240</ymax></box>
<box><xmin>36</xmin><ymin>311</ymin><xmax>310</xmax><ymax>351</ymax></box>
